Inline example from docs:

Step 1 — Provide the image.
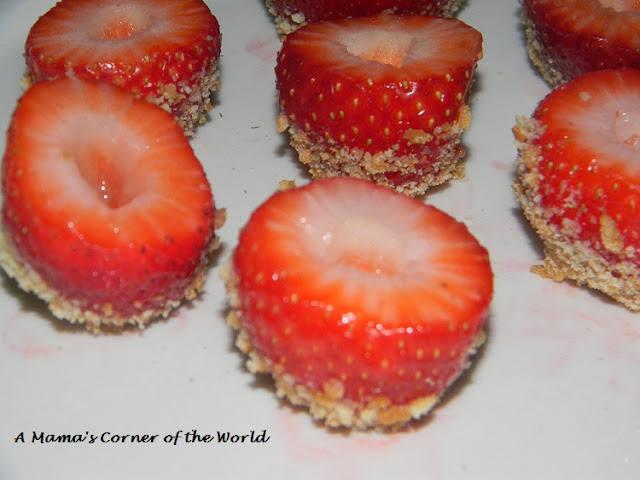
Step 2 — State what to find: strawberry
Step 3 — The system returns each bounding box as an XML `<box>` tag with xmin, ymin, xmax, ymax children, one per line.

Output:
<box><xmin>522</xmin><ymin>0</ymin><xmax>640</xmax><ymax>87</ymax></box>
<box><xmin>264</xmin><ymin>0</ymin><xmax>467</xmax><ymax>34</ymax></box>
<box><xmin>513</xmin><ymin>68</ymin><xmax>640</xmax><ymax>311</ymax></box>
<box><xmin>224</xmin><ymin>177</ymin><xmax>493</xmax><ymax>430</ymax></box>
<box><xmin>275</xmin><ymin>14</ymin><xmax>483</xmax><ymax>197</ymax></box>
<box><xmin>24</xmin><ymin>0</ymin><xmax>222</xmax><ymax>136</ymax></box>
<box><xmin>0</xmin><ymin>77</ymin><xmax>225</xmax><ymax>332</ymax></box>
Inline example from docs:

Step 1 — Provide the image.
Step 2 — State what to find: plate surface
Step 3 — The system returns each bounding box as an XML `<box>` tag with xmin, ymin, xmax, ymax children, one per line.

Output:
<box><xmin>0</xmin><ymin>1</ymin><xmax>638</xmax><ymax>479</ymax></box>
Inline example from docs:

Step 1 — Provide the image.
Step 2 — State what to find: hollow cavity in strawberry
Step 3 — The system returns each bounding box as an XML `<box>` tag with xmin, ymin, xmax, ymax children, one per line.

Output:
<box><xmin>225</xmin><ymin>177</ymin><xmax>493</xmax><ymax>429</ymax></box>
<box><xmin>276</xmin><ymin>14</ymin><xmax>483</xmax><ymax>197</ymax></box>
<box><xmin>1</xmin><ymin>77</ymin><xmax>224</xmax><ymax>331</ymax></box>
<box><xmin>24</xmin><ymin>0</ymin><xmax>222</xmax><ymax>135</ymax></box>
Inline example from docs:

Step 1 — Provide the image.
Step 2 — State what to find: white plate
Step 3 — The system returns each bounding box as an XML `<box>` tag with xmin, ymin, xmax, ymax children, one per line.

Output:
<box><xmin>0</xmin><ymin>1</ymin><xmax>638</xmax><ymax>478</ymax></box>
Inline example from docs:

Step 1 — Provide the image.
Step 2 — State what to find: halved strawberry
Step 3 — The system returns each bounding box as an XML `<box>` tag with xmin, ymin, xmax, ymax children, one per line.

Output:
<box><xmin>514</xmin><ymin>68</ymin><xmax>640</xmax><ymax>311</ymax></box>
<box><xmin>223</xmin><ymin>177</ymin><xmax>493</xmax><ymax>430</ymax></box>
<box><xmin>0</xmin><ymin>77</ymin><xmax>224</xmax><ymax>332</ymax></box>
<box><xmin>264</xmin><ymin>0</ymin><xmax>467</xmax><ymax>35</ymax></box>
<box><xmin>275</xmin><ymin>14</ymin><xmax>483</xmax><ymax>197</ymax></box>
<box><xmin>522</xmin><ymin>0</ymin><xmax>640</xmax><ymax>87</ymax></box>
<box><xmin>24</xmin><ymin>0</ymin><xmax>222</xmax><ymax>136</ymax></box>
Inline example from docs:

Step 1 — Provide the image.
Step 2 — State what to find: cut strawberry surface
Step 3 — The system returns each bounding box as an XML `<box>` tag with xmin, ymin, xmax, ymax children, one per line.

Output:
<box><xmin>24</xmin><ymin>0</ymin><xmax>222</xmax><ymax>136</ymax></box>
<box><xmin>275</xmin><ymin>14</ymin><xmax>483</xmax><ymax>197</ymax></box>
<box><xmin>264</xmin><ymin>0</ymin><xmax>467</xmax><ymax>34</ymax></box>
<box><xmin>514</xmin><ymin>68</ymin><xmax>640</xmax><ymax>311</ymax></box>
<box><xmin>224</xmin><ymin>177</ymin><xmax>493</xmax><ymax>430</ymax></box>
<box><xmin>0</xmin><ymin>77</ymin><xmax>224</xmax><ymax>331</ymax></box>
<box><xmin>522</xmin><ymin>0</ymin><xmax>640</xmax><ymax>86</ymax></box>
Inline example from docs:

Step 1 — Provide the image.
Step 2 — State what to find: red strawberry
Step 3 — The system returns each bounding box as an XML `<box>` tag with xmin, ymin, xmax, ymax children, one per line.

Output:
<box><xmin>264</xmin><ymin>0</ymin><xmax>466</xmax><ymax>35</ymax></box>
<box><xmin>224</xmin><ymin>177</ymin><xmax>493</xmax><ymax>430</ymax></box>
<box><xmin>0</xmin><ymin>76</ymin><xmax>225</xmax><ymax>332</ymax></box>
<box><xmin>275</xmin><ymin>14</ymin><xmax>483</xmax><ymax>197</ymax></box>
<box><xmin>522</xmin><ymin>0</ymin><xmax>640</xmax><ymax>87</ymax></box>
<box><xmin>24</xmin><ymin>0</ymin><xmax>222</xmax><ymax>136</ymax></box>
<box><xmin>514</xmin><ymin>68</ymin><xmax>640</xmax><ymax>311</ymax></box>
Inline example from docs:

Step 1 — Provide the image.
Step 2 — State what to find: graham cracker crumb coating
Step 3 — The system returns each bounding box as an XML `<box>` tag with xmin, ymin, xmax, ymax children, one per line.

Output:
<box><xmin>146</xmin><ymin>61</ymin><xmax>221</xmax><ymax>137</ymax></box>
<box><xmin>0</xmin><ymin>209</ymin><xmax>225</xmax><ymax>333</ymax></box>
<box><xmin>513</xmin><ymin>116</ymin><xmax>640</xmax><ymax>311</ymax></box>
<box><xmin>221</xmin><ymin>259</ymin><xmax>485</xmax><ymax>431</ymax></box>
<box><xmin>278</xmin><ymin>106</ymin><xmax>470</xmax><ymax>197</ymax></box>
<box><xmin>520</xmin><ymin>5</ymin><xmax>568</xmax><ymax>88</ymax></box>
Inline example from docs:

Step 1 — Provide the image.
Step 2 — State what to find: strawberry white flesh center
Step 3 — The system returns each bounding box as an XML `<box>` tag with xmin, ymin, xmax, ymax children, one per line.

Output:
<box><xmin>39</xmin><ymin>114</ymin><xmax>148</xmax><ymax>211</ymax></box>
<box><xmin>90</xmin><ymin>5</ymin><xmax>152</xmax><ymax>40</ymax></box>
<box><xmin>321</xmin><ymin>216</ymin><xmax>403</xmax><ymax>274</ymax></box>
<box><xmin>26</xmin><ymin>0</ymin><xmax>215</xmax><ymax>62</ymax></box>
<box><xmin>16</xmin><ymin>78</ymin><xmax>210</xmax><ymax>247</ymax></box>
<box><xmin>263</xmin><ymin>179</ymin><xmax>489</xmax><ymax>325</ymax></box>
<box><xmin>64</xmin><ymin>132</ymin><xmax>144</xmax><ymax>209</ymax></box>
<box><xmin>232</xmin><ymin>178</ymin><xmax>493</xmax><ymax>424</ymax></box>
<box><xmin>614</xmin><ymin>109</ymin><xmax>640</xmax><ymax>147</ymax></box>
<box><xmin>294</xmin><ymin>16</ymin><xmax>482</xmax><ymax>80</ymax></box>
<box><xmin>341</xmin><ymin>29</ymin><xmax>414</xmax><ymax>68</ymax></box>
<box><xmin>544</xmin><ymin>75</ymin><xmax>640</xmax><ymax>174</ymax></box>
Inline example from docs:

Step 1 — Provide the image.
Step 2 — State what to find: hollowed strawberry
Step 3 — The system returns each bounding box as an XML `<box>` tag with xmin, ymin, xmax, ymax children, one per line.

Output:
<box><xmin>275</xmin><ymin>14</ymin><xmax>483</xmax><ymax>197</ymax></box>
<box><xmin>0</xmin><ymin>77</ymin><xmax>224</xmax><ymax>332</ymax></box>
<box><xmin>223</xmin><ymin>177</ymin><xmax>493</xmax><ymax>430</ymax></box>
<box><xmin>24</xmin><ymin>0</ymin><xmax>222</xmax><ymax>136</ymax></box>
<box><xmin>514</xmin><ymin>68</ymin><xmax>640</xmax><ymax>310</ymax></box>
<box><xmin>264</xmin><ymin>0</ymin><xmax>467</xmax><ymax>35</ymax></box>
<box><xmin>522</xmin><ymin>0</ymin><xmax>640</xmax><ymax>87</ymax></box>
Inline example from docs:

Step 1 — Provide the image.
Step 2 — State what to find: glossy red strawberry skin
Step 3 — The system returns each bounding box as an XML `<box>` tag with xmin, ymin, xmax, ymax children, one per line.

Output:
<box><xmin>265</xmin><ymin>0</ymin><xmax>465</xmax><ymax>33</ymax></box>
<box><xmin>227</xmin><ymin>177</ymin><xmax>493</xmax><ymax>427</ymax></box>
<box><xmin>514</xmin><ymin>68</ymin><xmax>640</xmax><ymax>310</ymax></box>
<box><xmin>276</xmin><ymin>14</ymin><xmax>481</xmax><ymax>157</ymax></box>
<box><xmin>522</xmin><ymin>0</ymin><xmax>640</xmax><ymax>85</ymax></box>
<box><xmin>275</xmin><ymin>14</ymin><xmax>482</xmax><ymax>195</ymax></box>
<box><xmin>24</xmin><ymin>0</ymin><xmax>221</xmax><ymax>134</ymax></box>
<box><xmin>268</xmin><ymin>0</ymin><xmax>463</xmax><ymax>20</ymax></box>
<box><xmin>1</xmin><ymin>77</ymin><xmax>221</xmax><ymax>327</ymax></box>
<box><xmin>517</xmin><ymin>69</ymin><xmax>640</xmax><ymax>260</ymax></box>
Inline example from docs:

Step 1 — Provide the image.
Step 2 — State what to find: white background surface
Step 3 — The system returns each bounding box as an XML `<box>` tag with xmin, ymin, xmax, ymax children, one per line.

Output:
<box><xmin>0</xmin><ymin>0</ymin><xmax>638</xmax><ymax>478</ymax></box>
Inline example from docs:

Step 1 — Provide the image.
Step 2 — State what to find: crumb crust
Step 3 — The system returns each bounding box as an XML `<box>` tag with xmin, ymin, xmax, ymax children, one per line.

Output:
<box><xmin>278</xmin><ymin>106</ymin><xmax>471</xmax><ymax>197</ymax></box>
<box><xmin>513</xmin><ymin>115</ymin><xmax>640</xmax><ymax>311</ymax></box>
<box><xmin>221</xmin><ymin>259</ymin><xmax>485</xmax><ymax>431</ymax></box>
<box><xmin>0</xmin><ymin>208</ymin><xmax>226</xmax><ymax>333</ymax></box>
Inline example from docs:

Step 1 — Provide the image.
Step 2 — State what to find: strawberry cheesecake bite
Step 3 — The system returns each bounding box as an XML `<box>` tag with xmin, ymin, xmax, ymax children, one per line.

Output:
<box><xmin>24</xmin><ymin>0</ymin><xmax>222</xmax><ymax>136</ymax></box>
<box><xmin>264</xmin><ymin>0</ymin><xmax>467</xmax><ymax>35</ymax></box>
<box><xmin>521</xmin><ymin>0</ymin><xmax>640</xmax><ymax>87</ymax></box>
<box><xmin>223</xmin><ymin>177</ymin><xmax>493</xmax><ymax>430</ymax></box>
<box><xmin>514</xmin><ymin>68</ymin><xmax>640</xmax><ymax>311</ymax></box>
<box><xmin>0</xmin><ymin>77</ymin><xmax>224</xmax><ymax>332</ymax></box>
<box><xmin>275</xmin><ymin>14</ymin><xmax>483</xmax><ymax>197</ymax></box>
